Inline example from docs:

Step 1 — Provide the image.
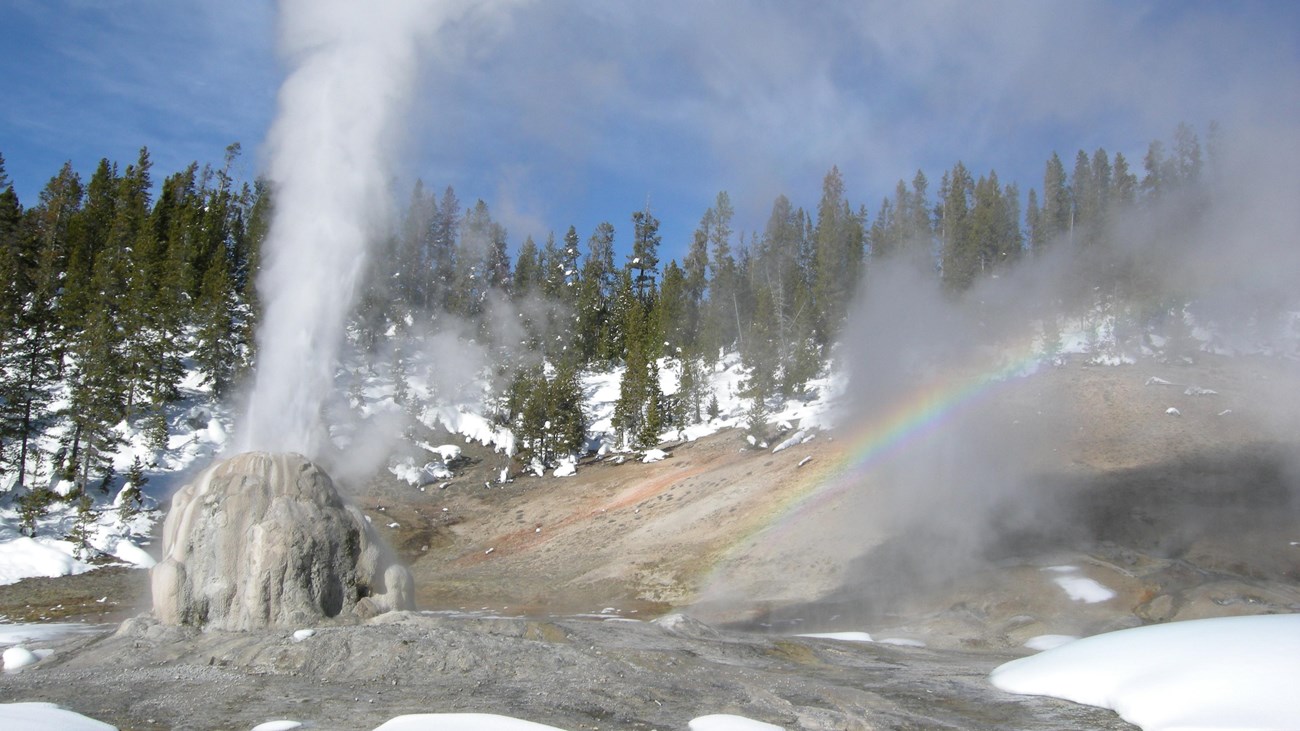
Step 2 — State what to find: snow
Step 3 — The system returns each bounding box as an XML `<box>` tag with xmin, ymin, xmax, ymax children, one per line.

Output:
<box><xmin>798</xmin><ymin>631</ymin><xmax>873</xmax><ymax>642</ymax></box>
<box><xmin>771</xmin><ymin>429</ymin><xmax>807</xmax><ymax>454</ymax></box>
<box><xmin>372</xmin><ymin>714</ymin><xmax>570</xmax><ymax>731</ymax></box>
<box><xmin>1052</xmin><ymin>575</ymin><xmax>1115</xmax><ymax>603</ymax></box>
<box><xmin>0</xmin><ymin>622</ymin><xmax>105</xmax><ymax>647</ymax></box>
<box><xmin>0</xmin><ymin>703</ymin><xmax>116</xmax><ymax>730</ymax></box>
<box><xmin>991</xmin><ymin>614</ymin><xmax>1300</xmax><ymax>731</ymax></box>
<box><xmin>420</xmin><ymin>443</ymin><xmax>462</xmax><ymax>462</ymax></box>
<box><xmin>797</xmin><ymin>631</ymin><xmax>924</xmax><ymax>647</ymax></box>
<box><xmin>1024</xmin><ymin>634</ymin><xmax>1078</xmax><ymax>651</ymax></box>
<box><xmin>251</xmin><ymin>722</ymin><xmax>303</xmax><ymax>731</ymax></box>
<box><xmin>2</xmin><ymin>645</ymin><xmax>41</xmax><ymax>670</ymax></box>
<box><xmin>552</xmin><ymin>457</ymin><xmax>577</xmax><ymax>478</ymax></box>
<box><xmin>641</xmin><ymin>449</ymin><xmax>668</xmax><ymax>463</ymax></box>
<box><xmin>107</xmin><ymin>538</ymin><xmax>156</xmax><ymax>568</ymax></box>
<box><xmin>689</xmin><ymin>714</ymin><xmax>785</xmax><ymax>731</ymax></box>
<box><xmin>0</xmin><ymin>537</ymin><xmax>93</xmax><ymax>586</ymax></box>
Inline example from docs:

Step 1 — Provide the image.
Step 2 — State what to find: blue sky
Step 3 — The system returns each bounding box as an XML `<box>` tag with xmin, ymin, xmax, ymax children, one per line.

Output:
<box><xmin>2</xmin><ymin>0</ymin><xmax>1298</xmax><ymax>263</ymax></box>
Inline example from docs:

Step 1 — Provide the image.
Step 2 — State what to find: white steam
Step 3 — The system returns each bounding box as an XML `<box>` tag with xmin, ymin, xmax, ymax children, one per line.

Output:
<box><xmin>237</xmin><ymin>0</ymin><xmax>476</xmax><ymax>458</ymax></box>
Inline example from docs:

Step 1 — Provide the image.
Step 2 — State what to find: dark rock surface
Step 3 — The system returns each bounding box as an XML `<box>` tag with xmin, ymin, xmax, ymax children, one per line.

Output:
<box><xmin>0</xmin><ymin>612</ymin><xmax>1134</xmax><ymax>730</ymax></box>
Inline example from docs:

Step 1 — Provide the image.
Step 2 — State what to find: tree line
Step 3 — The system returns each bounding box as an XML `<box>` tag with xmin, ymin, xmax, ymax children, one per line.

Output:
<box><xmin>0</xmin><ymin>122</ymin><xmax>1216</xmax><ymax>493</ymax></box>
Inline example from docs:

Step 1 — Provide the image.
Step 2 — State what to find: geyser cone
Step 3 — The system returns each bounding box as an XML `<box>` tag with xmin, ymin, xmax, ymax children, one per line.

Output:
<box><xmin>152</xmin><ymin>451</ymin><xmax>414</xmax><ymax>631</ymax></box>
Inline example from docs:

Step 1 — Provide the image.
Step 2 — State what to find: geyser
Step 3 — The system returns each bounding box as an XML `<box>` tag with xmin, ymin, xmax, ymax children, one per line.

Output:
<box><xmin>237</xmin><ymin>0</ymin><xmax>456</xmax><ymax>457</ymax></box>
<box><xmin>151</xmin><ymin>452</ymin><xmax>414</xmax><ymax>630</ymax></box>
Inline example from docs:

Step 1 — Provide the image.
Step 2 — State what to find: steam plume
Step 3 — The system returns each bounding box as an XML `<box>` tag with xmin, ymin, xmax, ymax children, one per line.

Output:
<box><xmin>237</xmin><ymin>0</ymin><xmax>463</xmax><ymax>458</ymax></box>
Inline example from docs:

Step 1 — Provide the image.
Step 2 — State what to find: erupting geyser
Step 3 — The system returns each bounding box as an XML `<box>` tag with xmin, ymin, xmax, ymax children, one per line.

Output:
<box><xmin>151</xmin><ymin>452</ymin><xmax>413</xmax><ymax>630</ymax></box>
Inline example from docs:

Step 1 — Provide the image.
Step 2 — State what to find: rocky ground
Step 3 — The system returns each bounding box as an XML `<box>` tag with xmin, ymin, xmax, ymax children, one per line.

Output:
<box><xmin>2</xmin><ymin>353</ymin><xmax>1298</xmax><ymax>730</ymax></box>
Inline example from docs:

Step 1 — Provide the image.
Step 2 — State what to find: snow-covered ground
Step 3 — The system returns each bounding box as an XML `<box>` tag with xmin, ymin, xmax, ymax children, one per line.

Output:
<box><xmin>0</xmin><ymin>362</ymin><xmax>232</xmax><ymax>588</ymax></box>
<box><xmin>992</xmin><ymin>614</ymin><xmax>1300</xmax><ymax>731</ymax></box>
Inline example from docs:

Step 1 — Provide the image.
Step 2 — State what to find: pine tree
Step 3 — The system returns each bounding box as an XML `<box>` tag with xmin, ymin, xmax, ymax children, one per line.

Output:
<box><xmin>938</xmin><ymin>162</ymin><xmax>975</xmax><ymax>291</ymax></box>
<box><xmin>1041</xmin><ymin>152</ymin><xmax>1071</xmax><ymax>247</ymax></box>
<box><xmin>396</xmin><ymin>179</ymin><xmax>433</xmax><ymax>311</ymax></box>
<box><xmin>811</xmin><ymin>166</ymin><xmax>864</xmax><ymax>341</ymax></box>
<box><xmin>429</xmin><ymin>186</ymin><xmax>461</xmax><ymax>312</ymax></box>
<box><xmin>629</xmin><ymin>207</ymin><xmax>661</xmax><ymax>299</ymax></box>
<box><xmin>118</xmin><ymin>455</ymin><xmax>148</xmax><ymax>522</ymax></box>
<box><xmin>612</xmin><ymin>275</ymin><xmax>663</xmax><ymax>450</ymax></box>
<box><xmin>509</xmin><ymin>361</ymin><xmax>587</xmax><ymax>467</ymax></box>
<box><xmin>577</xmin><ymin>222</ymin><xmax>617</xmax><ymax>363</ymax></box>
<box><xmin>700</xmin><ymin>192</ymin><xmax>739</xmax><ymax>355</ymax></box>
<box><xmin>1026</xmin><ymin>188</ymin><xmax>1044</xmax><ymax>255</ymax></box>
<box><xmin>68</xmin><ymin>490</ymin><xmax>98</xmax><ymax>560</ymax></box>
<box><xmin>657</xmin><ymin>260</ymin><xmax>688</xmax><ymax>355</ymax></box>
<box><xmin>513</xmin><ymin>235</ymin><xmax>542</xmax><ymax>301</ymax></box>
<box><xmin>558</xmin><ymin>225</ymin><xmax>582</xmax><ymax>308</ymax></box>
<box><xmin>0</xmin><ymin>168</ymin><xmax>80</xmax><ymax>488</ymax></box>
<box><xmin>193</xmin><ymin>242</ymin><xmax>238</xmax><ymax>398</ymax></box>
<box><xmin>1112</xmin><ymin>152</ymin><xmax>1137</xmax><ymax>209</ymax></box>
<box><xmin>17</xmin><ymin>483</ymin><xmax>53</xmax><ymax>537</ymax></box>
<box><xmin>682</xmin><ymin>224</ymin><xmax>709</xmax><ymax>350</ymax></box>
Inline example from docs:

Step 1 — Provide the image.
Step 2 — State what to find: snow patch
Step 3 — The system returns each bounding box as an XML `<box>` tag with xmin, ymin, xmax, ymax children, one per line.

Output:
<box><xmin>0</xmin><ymin>537</ymin><xmax>93</xmax><ymax>586</ymax></box>
<box><xmin>0</xmin><ymin>702</ymin><xmax>116</xmax><ymax>730</ymax></box>
<box><xmin>991</xmin><ymin>614</ymin><xmax>1300</xmax><ymax>731</ymax></box>
<box><xmin>372</xmin><ymin>713</ymin><xmax>570</xmax><ymax>731</ymax></box>
<box><xmin>1053</xmin><ymin>576</ymin><xmax>1115</xmax><ymax>603</ymax></box>
<box><xmin>1024</xmin><ymin>634</ymin><xmax>1078</xmax><ymax>651</ymax></box>
<box><xmin>689</xmin><ymin>714</ymin><xmax>785</xmax><ymax>731</ymax></box>
<box><xmin>798</xmin><ymin>631</ymin><xmax>873</xmax><ymax>642</ymax></box>
<box><xmin>2</xmin><ymin>646</ymin><xmax>41</xmax><ymax>671</ymax></box>
<box><xmin>252</xmin><ymin>722</ymin><xmax>303</xmax><ymax>731</ymax></box>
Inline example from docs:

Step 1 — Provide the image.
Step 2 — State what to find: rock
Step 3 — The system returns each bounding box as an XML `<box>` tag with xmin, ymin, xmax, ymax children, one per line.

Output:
<box><xmin>151</xmin><ymin>452</ymin><xmax>414</xmax><ymax>630</ymax></box>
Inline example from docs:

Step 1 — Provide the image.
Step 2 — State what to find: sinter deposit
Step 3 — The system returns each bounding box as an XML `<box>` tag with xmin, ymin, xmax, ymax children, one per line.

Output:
<box><xmin>151</xmin><ymin>452</ymin><xmax>413</xmax><ymax>630</ymax></box>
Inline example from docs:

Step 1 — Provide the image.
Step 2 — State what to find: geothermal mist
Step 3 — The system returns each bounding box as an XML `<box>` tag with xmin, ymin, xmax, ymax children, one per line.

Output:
<box><xmin>239</xmin><ymin>0</ymin><xmax>449</xmax><ymax>458</ymax></box>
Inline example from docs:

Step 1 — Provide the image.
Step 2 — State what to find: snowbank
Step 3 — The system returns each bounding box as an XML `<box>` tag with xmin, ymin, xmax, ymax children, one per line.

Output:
<box><xmin>689</xmin><ymin>715</ymin><xmax>785</xmax><ymax>731</ymax></box>
<box><xmin>0</xmin><ymin>703</ymin><xmax>116</xmax><ymax>730</ymax></box>
<box><xmin>991</xmin><ymin>614</ymin><xmax>1300</xmax><ymax>731</ymax></box>
<box><xmin>0</xmin><ymin>537</ymin><xmax>93</xmax><ymax>586</ymax></box>
<box><xmin>372</xmin><ymin>714</ymin><xmax>569</xmax><ymax>731</ymax></box>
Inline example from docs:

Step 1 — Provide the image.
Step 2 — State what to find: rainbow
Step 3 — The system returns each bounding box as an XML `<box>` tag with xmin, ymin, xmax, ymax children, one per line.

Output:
<box><xmin>700</xmin><ymin>338</ymin><xmax>1048</xmax><ymax>583</ymax></box>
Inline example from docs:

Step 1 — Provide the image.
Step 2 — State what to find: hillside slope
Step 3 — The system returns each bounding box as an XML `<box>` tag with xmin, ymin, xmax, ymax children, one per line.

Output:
<box><xmin>363</xmin><ymin>352</ymin><xmax>1299</xmax><ymax>649</ymax></box>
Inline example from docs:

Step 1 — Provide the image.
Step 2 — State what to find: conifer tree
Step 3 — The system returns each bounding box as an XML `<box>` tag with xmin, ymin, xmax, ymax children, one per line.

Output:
<box><xmin>1026</xmin><ymin>188</ymin><xmax>1044</xmax><ymax>255</ymax></box>
<box><xmin>513</xmin><ymin>235</ymin><xmax>542</xmax><ymax>301</ymax></box>
<box><xmin>576</xmin><ymin>222</ymin><xmax>616</xmax><ymax>363</ymax></box>
<box><xmin>429</xmin><ymin>186</ymin><xmax>460</xmax><ymax>312</ymax></box>
<box><xmin>1041</xmin><ymin>152</ymin><xmax>1071</xmax><ymax>246</ymax></box>
<box><xmin>811</xmin><ymin>166</ymin><xmax>864</xmax><ymax>341</ymax></box>
<box><xmin>118</xmin><ymin>455</ymin><xmax>148</xmax><ymax>522</ymax></box>
<box><xmin>657</xmin><ymin>260</ymin><xmax>689</xmax><ymax>355</ymax></box>
<box><xmin>682</xmin><ymin>225</ymin><xmax>708</xmax><ymax>349</ymax></box>
<box><xmin>1112</xmin><ymin>152</ymin><xmax>1137</xmax><ymax>209</ymax></box>
<box><xmin>558</xmin><ymin>225</ymin><xmax>582</xmax><ymax>306</ymax></box>
<box><xmin>612</xmin><ymin>272</ymin><xmax>663</xmax><ymax>450</ymax></box>
<box><xmin>700</xmin><ymin>192</ymin><xmax>739</xmax><ymax>355</ymax></box>
<box><xmin>0</xmin><ymin>165</ymin><xmax>79</xmax><ymax>487</ymax></box>
<box><xmin>629</xmin><ymin>207</ymin><xmax>661</xmax><ymax>299</ymax></box>
<box><xmin>68</xmin><ymin>490</ymin><xmax>97</xmax><ymax>560</ymax></box>
<box><xmin>16</xmin><ymin>484</ymin><xmax>57</xmax><ymax>537</ymax></box>
<box><xmin>938</xmin><ymin>162</ymin><xmax>975</xmax><ymax>291</ymax></box>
